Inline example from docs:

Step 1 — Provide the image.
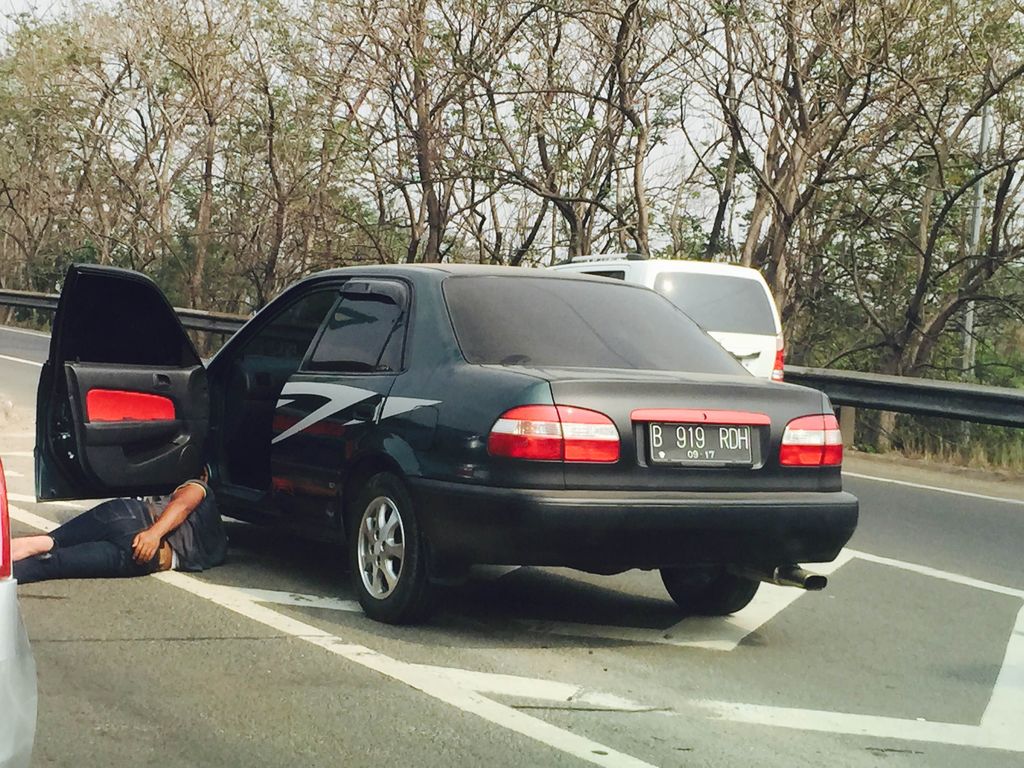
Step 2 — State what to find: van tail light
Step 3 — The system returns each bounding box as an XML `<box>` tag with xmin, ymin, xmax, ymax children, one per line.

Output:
<box><xmin>779</xmin><ymin>414</ymin><xmax>842</xmax><ymax>466</ymax></box>
<box><xmin>1</xmin><ymin>459</ymin><xmax>11</xmax><ymax>579</ymax></box>
<box><xmin>771</xmin><ymin>334</ymin><xmax>785</xmax><ymax>382</ymax></box>
<box><xmin>488</xmin><ymin>405</ymin><xmax>620</xmax><ymax>463</ymax></box>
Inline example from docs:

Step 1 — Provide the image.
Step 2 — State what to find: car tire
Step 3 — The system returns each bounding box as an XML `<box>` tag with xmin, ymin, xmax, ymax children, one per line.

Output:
<box><xmin>348</xmin><ymin>472</ymin><xmax>433</xmax><ymax>625</ymax></box>
<box><xmin>660</xmin><ymin>567</ymin><xmax>759</xmax><ymax>616</ymax></box>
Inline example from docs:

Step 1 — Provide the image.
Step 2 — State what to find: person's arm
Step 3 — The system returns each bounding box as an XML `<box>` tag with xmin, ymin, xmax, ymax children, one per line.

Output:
<box><xmin>131</xmin><ymin>482</ymin><xmax>206</xmax><ymax>564</ymax></box>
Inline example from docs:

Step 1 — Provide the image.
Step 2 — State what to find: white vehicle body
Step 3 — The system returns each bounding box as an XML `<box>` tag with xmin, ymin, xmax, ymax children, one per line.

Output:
<box><xmin>549</xmin><ymin>256</ymin><xmax>785</xmax><ymax>381</ymax></box>
<box><xmin>0</xmin><ymin>459</ymin><xmax>36</xmax><ymax>768</ymax></box>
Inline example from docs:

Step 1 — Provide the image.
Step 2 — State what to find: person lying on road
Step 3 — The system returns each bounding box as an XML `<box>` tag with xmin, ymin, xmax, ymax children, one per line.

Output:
<box><xmin>12</xmin><ymin>469</ymin><xmax>226</xmax><ymax>584</ymax></box>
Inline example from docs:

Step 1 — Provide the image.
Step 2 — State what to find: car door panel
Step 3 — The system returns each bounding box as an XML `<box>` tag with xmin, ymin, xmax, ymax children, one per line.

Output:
<box><xmin>36</xmin><ymin>265</ymin><xmax>209</xmax><ymax>500</ymax></box>
<box><xmin>270</xmin><ymin>280</ymin><xmax>409</xmax><ymax>526</ymax></box>
<box><xmin>60</xmin><ymin>363</ymin><xmax>208</xmax><ymax>489</ymax></box>
<box><xmin>210</xmin><ymin>289</ymin><xmax>340</xmax><ymax>496</ymax></box>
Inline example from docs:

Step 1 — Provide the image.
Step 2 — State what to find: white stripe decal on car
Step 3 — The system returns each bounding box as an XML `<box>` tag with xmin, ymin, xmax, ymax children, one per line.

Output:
<box><xmin>272</xmin><ymin>383</ymin><xmax>441</xmax><ymax>443</ymax></box>
<box><xmin>379</xmin><ymin>396</ymin><xmax>441</xmax><ymax>421</ymax></box>
<box><xmin>272</xmin><ymin>381</ymin><xmax>377</xmax><ymax>444</ymax></box>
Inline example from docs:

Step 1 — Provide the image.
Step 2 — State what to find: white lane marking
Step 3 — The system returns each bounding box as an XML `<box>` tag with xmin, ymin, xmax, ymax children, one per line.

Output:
<box><xmin>848</xmin><ymin>548</ymin><xmax>1024</xmax><ymax>600</ymax></box>
<box><xmin>201</xmin><ymin>581</ymin><xmax>782</xmax><ymax>660</ymax></box>
<box><xmin>231</xmin><ymin>587</ymin><xmax>361</xmax><ymax>614</ymax></box>
<box><xmin>8</xmin><ymin>492</ymin><xmax>89</xmax><ymax>510</ymax></box>
<box><xmin>7</xmin><ymin>505</ymin><xmax>57</xmax><ymax>532</ymax></box>
<box><xmin>227</xmin><ymin>581</ymin><xmax>783</xmax><ymax>652</ymax></box>
<box><xmin>696</xmin><ymin>605</ymin><xmax>1024</xmax><ymax>752</ymax></box>
<box><xmin>696</xmin><ymin>556</ymin><xmax>1024</xmax><ymax>752</ymax></box>
<box><xmin>419</xmin><ymin>667</ymin><xmax>652</xmax><ymax>711</ymax></box>
<box><xmin>0</xmin><ymin>325</ymin><xmax>50</xmax><ymax>338</ymax></box>
<box><xmin>16</xmin><ymin>490</ymin><xmax>1024</xmax><ymax>754</ymax></box>
<box><xmin>158</xmin><ymin>574</ymin><xmax>661</xmax><ymax>768</ymax></box>
<box><xmin>3</xmin><ymin>469</ymin><xmax>23</xmax><ymax>477</ymax></box>
<box><xmin>981</xmin><ymin>605</ymin><xmax>1024</xmax><ymax>739</ymax></box>
<box><xmin>844</xmin><ymin>471</ymin><xmax>1024</xmax><ymax>507</ymax></box>
<box><xmin>518</xmin><ymin>550</ymin><xmax>856</xmax><ymax>651</ymax></box>
<box><xmin>10</xmin><ymin>506</ymin><xmax>659</xmax><ymax>768</ymax></box>
<box><xmin>694</xmin><ymin>700</ymin><xmax>1021</xmax><ymax>751</ymax></box>
<box><xmin>0</xmin><ymin>354</ymin><xmax>42</xmax><ymax>368</ymax></box>
<box><xmin>1</xmin><ymin>452</ymin><xmax>32</xmax><ymax>458</ymax></box>
<box><xmin>516</xmin><ymin>618</ymin><xmax>736</xmax><ymax>651</ymax></box>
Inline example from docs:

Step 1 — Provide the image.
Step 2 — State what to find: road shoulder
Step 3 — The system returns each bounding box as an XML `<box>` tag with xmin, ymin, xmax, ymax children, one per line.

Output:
<box><xmin>844</xmin><ymin>451</ymin><xmax>1024</xmax><ymax>503</ymax></box>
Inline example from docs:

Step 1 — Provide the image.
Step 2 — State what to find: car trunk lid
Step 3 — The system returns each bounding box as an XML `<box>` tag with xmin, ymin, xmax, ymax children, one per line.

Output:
<box><xmin>512</xmin><ymin>366</ymin><xmax>838</xmax><ymax>493</ymax></box>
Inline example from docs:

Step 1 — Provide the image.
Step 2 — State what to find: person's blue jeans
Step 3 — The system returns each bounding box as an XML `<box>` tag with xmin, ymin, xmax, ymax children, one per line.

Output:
<box><xmin>14</xmin><ymin>498</ymin><xmax>159</xmax><ymax>584</ymax></box>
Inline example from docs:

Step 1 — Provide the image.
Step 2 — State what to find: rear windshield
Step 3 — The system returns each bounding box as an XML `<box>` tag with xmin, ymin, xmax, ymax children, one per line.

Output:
<box><xmin>444</xmin><ymin>276</ymin><xmax>746</xmax><ymax>374</ymax></box>
<box><xmin>653</xmin><ymin>272</ymin><xmax>776</xmax><ymax>335</ymax></box>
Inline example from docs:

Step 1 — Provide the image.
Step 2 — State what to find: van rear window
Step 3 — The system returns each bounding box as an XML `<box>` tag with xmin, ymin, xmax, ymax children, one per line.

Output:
<box><xmin>444</xmin><ymin>276</ymin><xmax>745</xmax><ymax>374</ymax></box>
<box><xmin>653</xmin><ymin>273</ymin><xmax>776</xmax><ymax>335</ymax></box>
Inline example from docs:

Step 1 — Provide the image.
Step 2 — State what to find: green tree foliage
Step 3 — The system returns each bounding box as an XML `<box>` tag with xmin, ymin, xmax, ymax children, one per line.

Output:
<box><xmin>1</xmin><ymin>0</ymin><xmax>1022</xmax><ymax>465</ymax></box>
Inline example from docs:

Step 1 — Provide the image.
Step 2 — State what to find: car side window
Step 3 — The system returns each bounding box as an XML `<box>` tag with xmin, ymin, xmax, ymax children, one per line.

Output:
<box><xmin>57</xmin><ymin>272</ymin><xmax>199</xmax><ymax>367</ymax></box>
<box><xmin>582</xmin><ymin>269</ymin><xmax>626</xmax><ymax>280</ymax></box>
<box><xmin>238</xmin><ymin>290</ymin><xmax>339</xmax><ymax>367</ymax></box>
<box><xmin>306</xmin><ymin>287</ymin><xmax>407</xmax><ymax>373</ymax></box>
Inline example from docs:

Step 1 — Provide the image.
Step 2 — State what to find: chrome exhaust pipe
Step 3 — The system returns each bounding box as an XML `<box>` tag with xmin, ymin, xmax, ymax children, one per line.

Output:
<box><xmin>732</xmin><ymin>564</ymin><xmax>827</xmax><ymax>591</ymax></box>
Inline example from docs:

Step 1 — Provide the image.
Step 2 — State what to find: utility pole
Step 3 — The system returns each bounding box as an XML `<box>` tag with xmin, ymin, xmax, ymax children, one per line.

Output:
<box><xmin>962</xmin><ymin>103</ymin><xmax>993</xmax><ymax>381</ymax></box>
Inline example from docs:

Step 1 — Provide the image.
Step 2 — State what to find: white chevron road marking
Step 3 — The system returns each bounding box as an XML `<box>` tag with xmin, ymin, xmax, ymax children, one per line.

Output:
<box><xmin>697</xmin><ymin>552</ymin><xmax>1024</xmax><ymax>752</ymax></box>
<box><xmin>8</xmin><ymin>500</ymin><xmax>658</xmax><ymax>768</ymax></box>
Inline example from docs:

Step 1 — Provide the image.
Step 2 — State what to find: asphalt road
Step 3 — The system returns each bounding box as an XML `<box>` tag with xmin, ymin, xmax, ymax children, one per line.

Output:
<box><xmin>2</xmin><ymin>324</ymin><xmax>1023</xmax><ymax>767</ymax></box>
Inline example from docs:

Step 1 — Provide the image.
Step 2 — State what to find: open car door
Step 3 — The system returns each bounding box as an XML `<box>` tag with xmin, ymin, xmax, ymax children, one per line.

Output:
<box><xmin>35</xmin><ymin>265</ymin><xmax>209</xmax><ymax>500</ymax></box>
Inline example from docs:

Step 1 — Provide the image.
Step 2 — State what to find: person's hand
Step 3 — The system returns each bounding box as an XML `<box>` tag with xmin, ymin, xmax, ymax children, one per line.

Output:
<box><xmin>132</xmin><ymin>529</ymin><xmax>163</xmax><ymax>564</ymax></box>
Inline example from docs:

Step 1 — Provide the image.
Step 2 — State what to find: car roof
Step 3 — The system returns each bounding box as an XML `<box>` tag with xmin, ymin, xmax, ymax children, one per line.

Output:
<box><xmin>306</xmin><ymin>263</ymin><xmax>620</xmax><ymax>282</ymax></box>
<box><xmin>552</xmin><ymin>258</ymin><xmax>766</xmax><ymax>281</ymax></box>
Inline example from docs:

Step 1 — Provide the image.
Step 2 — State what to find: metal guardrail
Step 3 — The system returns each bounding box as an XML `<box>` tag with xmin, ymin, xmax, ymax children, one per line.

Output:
<box><xmin>0</xmin><ymin>289</ymin><xmax>58</xmax><ymax>312</ymax></box>
<box><xmin>787</xmin><ymin>366</ymin><xmax>1024</xmax><ymax>429</ymax></box>
<box><xmin>0</xmin><ymin>288</ymin><xmax>246</xmax><ymax>335</ymax></box>
<box><xmin>175</xmin><ymin>308</ymin><xmax>246</xmax><ymax>335</ymax></box>
<box><xmin>2</xmin><ymin>289</ymin><xmax>1022</xmax><ymax>428</ymax></box>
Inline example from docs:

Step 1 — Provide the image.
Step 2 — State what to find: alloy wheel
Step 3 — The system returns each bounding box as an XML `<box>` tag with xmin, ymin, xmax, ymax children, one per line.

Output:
<box><xmin>356</xmin><ymin>495</ymin><xmax>406</xmax><ymax>599</ymax></box>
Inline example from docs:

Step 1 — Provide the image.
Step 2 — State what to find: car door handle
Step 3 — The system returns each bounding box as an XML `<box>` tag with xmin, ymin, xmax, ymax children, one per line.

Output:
<box><xmin>153</xmin><ymin>373</ymin><xmax>171</xmax><ymax>389</ymax></box>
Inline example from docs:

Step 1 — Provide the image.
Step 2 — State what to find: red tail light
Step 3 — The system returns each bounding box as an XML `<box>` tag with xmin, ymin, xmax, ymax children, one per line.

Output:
<box><xmin>1</xmin><ymin>459</ymin><xmax>11</xmax><ymax>580</ymax></box>
<box><xmin>771</xmin><ymin>334</ymin><xmax>785</xmax><ymax>382</ymax></box>
<box><xmin>488</xmin><ymin>405</ymin><xmax>620</xmax><ymax>463</ymax></box>
<box><xmin>487</xmin><ymin>406</ymin><xmax>563</xmax><ymax>461</ymax></box>
<box><xmin>779</xmin><ymin>414</ymin><xmax>842</xmax><ymax>466</ymax></box>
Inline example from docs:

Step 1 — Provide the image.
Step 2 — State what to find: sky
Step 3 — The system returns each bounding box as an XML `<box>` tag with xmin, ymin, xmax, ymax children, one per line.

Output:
<box><xmin>2</xmin><ymin>0</ymin><xmax>69</xmax><ymax>31</ymax></box>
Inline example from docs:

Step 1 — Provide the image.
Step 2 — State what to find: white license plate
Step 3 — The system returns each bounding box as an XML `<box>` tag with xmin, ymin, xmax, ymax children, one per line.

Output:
<box><xmin>649</xmin><ymin>423</ymin><xmax>753</xmax><ymax>465</ymax></box>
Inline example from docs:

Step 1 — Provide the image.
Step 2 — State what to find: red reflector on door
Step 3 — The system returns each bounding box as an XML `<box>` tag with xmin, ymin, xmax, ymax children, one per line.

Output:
<box><xmin>86</xmin><ymin>389</ymin><xmax>175</xmax><ymax>422</ymax></box>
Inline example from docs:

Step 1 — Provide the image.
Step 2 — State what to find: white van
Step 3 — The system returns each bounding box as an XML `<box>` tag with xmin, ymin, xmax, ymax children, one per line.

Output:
<box><xmin>549</xmin><ymin>255</ymin><xmax>785</xmax><ymax>381</ymax></box>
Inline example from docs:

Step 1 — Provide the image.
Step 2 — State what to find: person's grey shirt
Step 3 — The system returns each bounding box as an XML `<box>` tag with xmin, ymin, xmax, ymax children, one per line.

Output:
<box><xmin>147</xmin><ymin>480</ymin><xmax>227</xmax><ymax>571</ymax></box>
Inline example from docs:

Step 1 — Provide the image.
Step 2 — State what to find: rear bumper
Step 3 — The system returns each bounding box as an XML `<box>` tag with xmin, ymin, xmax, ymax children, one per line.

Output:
<box><xmin>411</xmin><ymin>479</ymin><xmax>858</xmax><ymax>571</ymax></box>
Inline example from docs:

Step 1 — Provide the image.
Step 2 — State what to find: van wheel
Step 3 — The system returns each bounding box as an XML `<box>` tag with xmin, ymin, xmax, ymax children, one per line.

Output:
<box><xmin>660</xmin><ymin>567</ymin><xmax>759</xmax><ymax>616</ymax></box>
<box><xmin>348</xmin><ymin>472</ymin><xmax>433</xmax><ymax>624</ymax></box>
